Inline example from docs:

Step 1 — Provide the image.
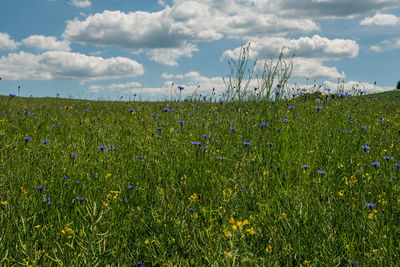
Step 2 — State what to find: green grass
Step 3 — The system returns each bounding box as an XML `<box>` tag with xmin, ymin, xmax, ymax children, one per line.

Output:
<box><xmin>0</xmin><ymin>92</ymin><xmax>400</xmax><ymax>266</ymax></box>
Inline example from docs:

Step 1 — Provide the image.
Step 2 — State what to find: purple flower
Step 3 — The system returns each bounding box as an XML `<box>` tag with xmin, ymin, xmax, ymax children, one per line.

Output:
<box><xmin>128</xmin><ymin>185</ymin><xmax>136</xmax><ymax>189</ymax></box>
<box><xmin>395</xmin><ymin>163</ymin><xmax>400</xmax><ymax>168</ymax></box>
<box><xmin>383</xmin><ymin>156</ymin><xmax>393</xmax><ymax>161</ymax></box>
<box><xmin>276</xmin><ymin>84</ymin><xmax>282</xmax><ymax>88</ymax></box>
<box><xmin>260</xmin><ymin>123</ymin><xmax>269</xmax><ymax>127</ymax></box>
<box><xmin>318</xmin><ymin>170</ymin><xmax>327</xmax><ymax>174</ymax></box>
<box><xmin>361</xmin><ymin>125</ymin><xmax>367</xmax><ymax>131</ymax></box>
<box><xmin>152</xmin><ymin>114</ymin><xmax>159</xmax><ymax>118</ymax></box>
<box><xmin>242</xmin><ymin>142</ymin><xmax>251</xmax><ymax>147</ymax></box>
<box><xmin>371</xmin><ymin>162</ymin><xmax>380</xmax><ymax>167</ymax></box>
<box><xmin>202</xmin><ymin>134</ymin><xmax>209</xmax><ymax>139</ymax></box>
<box><xmin>36</xmin><ymin>186</ymin><xmax>45</xmax><ymax>192</ymax></box>
<box><xmin>24</xmin><ymin>137</ymin><xmax>31</xmax><ymax>143</ymax></box>
<box><xmin>192</xmin><ymin>142</ymin><xmax>202</xmax><ymax>146</ymax></box>
<box><xmin>288</xmin><ymin>106</ymin><xmax>295</xmax><ymax>110</ymax></box>
<box><xmin>301</xmin><ymin>165</ymin><xmax>310</xmax><ymax>169</ymax></box>
<box><xmin>349</xmin><ymin>259</ymin><xmax>359</xmax><ymax>264</ymax></box>
<box><xmin>365</xmin><ymin>203</ymin><xmax>376</xmax><ymax>207</ymax></box>
<box><xmin>361</xmin><ymin>145</ymin><xmax>370</xmax><ymax>151</ymax></box>
<box><xmin>120</xmin><ymin>199</ymin><xmax>128</xmax><ymax>203</ymax></box>
<box><xmin>157</xmin><ymin>127</ymin><xmax>163</xmax><ymax>131</ymax></box>
<box><xmin>128</xmin><ymin>109</ymin><xmax>135</xmax><ymax>112</ymax></box>
<box><xmin>43</xmin><ymin>198</ymin><xmax>51</xmax><ymax>205</ymax></box>
<box><xmin>179</xmin><ymin>120</ymin><xmax>184</xmax><ymax>125</ymax></box>
<box><xmin>189</xmin><ymin>208</ymin><xmax>196</xmax><ymax>211</ymax></box>
<box><xmin>315</xmin><ymin>106</ymin><xmax>323</xmax><ymax>110</ymax></box>
<box><xmin>155</xmin><ymin>135</ymin><xmax>162</xmax><ymax>139</ymax></box>
<box><xmin>9</xmin><ymin>94</ymin><xmax>16</xmax><ymax>97</ymax></box>
<box><xmin>71</xmin><ymin>154</ymin><xmax>78</xmax><ymax>158</ymax></box>
<box><xmin>83</xmin><ymin>110</ymin><xmax>89</xmax><ymax>113</ymax></box>
<box><xmin>76</xmin><ymin>196</ymin><xmax>86</xmax><ymax>201</ymax></box>
<box><xmin>275</xmin><ymin>90</ymin><xmax>281</xmax><ymax>96</ymax></box>
<box><xmin>178</xmin><ymin>86</ymin><xmax>184</xmax><ymax>91</ymax></box>
<box><xmin>283</xmin><ymin>118</ymin><xmax>289</xmax><ymax>123</ymax></box>
<box><xmin>136</xmin><ymin>156</ymin><xmax>145</xmax><ymax>159</ymax></box>
<box><xmin>163</xmin><ymin>108</ymin><xmax>170</xmax><ymax>112</ymax></box>
<box><xmin>42</xmin><ymin>140</ymin><xmax>49</xmax><ymax>144</ymax></box>
<box><xmin>229</xmin><ymin>127</ymin><xmax>236</xmax><ymax>132</ymax></box>
<box><xmin>98</xmin><ymin>145</ymin><xmax>107</xmax><ymax>151</ymax></box>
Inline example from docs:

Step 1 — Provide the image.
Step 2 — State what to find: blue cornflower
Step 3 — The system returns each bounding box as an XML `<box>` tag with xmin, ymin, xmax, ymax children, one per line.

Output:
<box><xmin>189</xmin><ymin>208</ymin><xmax>196</xmax><ymax>211</ymax></box>
<box><xmin>98</xmin><ymin>145</ymin><xmax>107</xmax><ymax>151</ymax></box>
<box><xmin>383</xmin><ymin>156</ymin><xmax>393</xmax><ymax>161</ymax></box>
<box><xmin>128</xmin><ymin>185</ymin><xmax>136</xmax><ymax>189</ymax></box>
<box><xmin>191</xmin><ymin>142</ymin><xmax>202</xmax><ymax>146</ymax></box>
<box><xmin>71</xmin><ymin>154</ymin><xmax>78</xmax><ymax>158</ymax></box>
<box><xmin>288</xmin><ymin>106</ymin><xmax>295</xmax><ymax>110</ymax></box>
<box><xmin>36</xmin><ymin>186</ymin><xmax>45</xmax><ymax>192</ymax></box>
<box><xmin>157</xmin><ymin>127</ymin><xmax>163</xmax><ymax>131</ymax></box>
<box><xmin>218</xmin><ymin>100</ymin><xmax>225</xmax><ymax>105</ymax></box>
<box><xmin>64</xmin><ymin>175</ymin><xmax>70</xmax><ymax>179</ymax></box>
<box><xmin>76</xmin><ymin>197</ymin><xmax>86</xmax><ymax>201</ymax></box>
<box><xmin>242</xmin><ymin>142</ymin><xmax>251</xmax><ymax>147</ymax></box>
<box><xmin>152</xmin><ymin>114</ymin><xmax>159</xmax><ymax>118</ymax></box>
<box><xmin>349</xmin><ymin>259</ymin><xmax>359</xmax><ymax>264</ymax></box>
<box><xmin>179</xmin><ymin>120</ymin><xmax>184</xmax><ymax>125</ymax></box>
<box><xmin>283</xmin><ymin>118</ymin><xmax>289</xmax><ymax>123</ymax></box>
<box><xmin>128</xmin><ymin>109</ymin><xmax>135</xmax><ymax>112</ymax></box>
<box><xmin>24</xmin><ymin>137</ymin><xmax>31</xmax><ymax>143</ymax></box>
<box><xmin>276</xmin><ymin>84</ymin><xmax>282</xmax><ymax>88</ymax></box>
<box><xmin>42</xmin><ymin>140</ymin><xmax>49</xmax><ymax>144</ymax></box>
<box><xmin>361</xmin><ymin>145</ymin><xmax>370</xmax><ymax>151</ymax></box>
<box><xmin>269</xmin><ymin>165</ymin><xmax>275</xmax><ymax>168</ymax></box>
<box><xmin>371</xmin><ymin>162</ymin><xmax>380</xmax><ymax>167</ymax></box>
<box><xmin>83</xmin><ymin>110</ymin><xmax>89</xmax><ymax>113</ymax></box>
<box><xmin>177</xmin><ymin>86</ymin><xmax>184</xmax><ymax>91</ymax></box>
<box><xmin>163</xmin><ymin>108</ymin><xmax>170</xmax><ymax>112</ymax></box>
<box><xmin>202</xmin><ymin>134</ymin><xmax>209</xmax><ymax>139</ymax></box>
<box><xmin>315</xmin><ymin>106</ymin><xmax>323</xmax><ymax>110</ymax></box>
<box><xmin>155</xmin><ymin>135</ymin><xmax>162</xmax><ymax>139</ymax></box>
<box><xmin>361</xmin><ymin>125</ymin><xmax>367</xmax><ymax>131</ymax></box>
<box><xmin>260</xmin><ymin>123</ymin><xmax>269</xmax><ymax>127</ymax></box>
<box><xmin>9</xmin><ymin>94</ymin><xmax>16</xmax><ymax>97</ymax></box>
<box><xmin>395</xmin><ymin>163</ymin><xmax>400</xmax><ymax>168</ymax></box>
<box><xmin>135</xmin><ymin>262</ymin><xmax>145</xmax><ymax>266</ymax></box>
<box><xmin>275</xmin><ymin>90</ymin><xmax>281</xmax><ymax>96</ymax></box>
<box><xmin>318</xmin><ymin>170</ymin><xmax>327</xmax><ymax>174</ymax></box>
<box><xmin>120</xmin><ymin>199</ymin><xmax>128</xmax><ymax>203</ymax></box>
<box><xmin>43</xmin><ymin>198</ymin><xmax>51</xmax><ymax>205</ymax></box>
<box><xmin>301</xmin><ymin>165</ymin><xmax>310</xmax><ymax>169</ymax></box>
<box><xmin>136</xmin><ymin>156</ymin><xmax>145</xmax><ymax>159</ymax></box>
<box><xmin>365</xmin><ymin>203</ymin><xmax>376</xmax><ymax>207</ymax></box>
<box><xmin>229</xmin><ymin>127</ymin><xmax>236</xmax><ymax>132</ymax></box>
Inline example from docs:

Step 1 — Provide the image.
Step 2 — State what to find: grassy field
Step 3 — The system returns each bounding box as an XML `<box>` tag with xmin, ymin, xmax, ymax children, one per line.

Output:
<box><xmin>1</xmin><ymin>90</ymin><xmax>400</xmax><ymax>266</ymax></box>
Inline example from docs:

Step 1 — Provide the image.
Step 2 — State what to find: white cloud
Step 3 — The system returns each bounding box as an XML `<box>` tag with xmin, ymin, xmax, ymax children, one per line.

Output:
<box><xmin>222</xmin><ymin>35</ymin><xmax>358</xmax><ymax>80</ymax></box>
<box><xmin>146</xmin><ymin>43</ymin><xmax>199</xmax><ymax>66</ymax></box>
<box><xmin>0</xmin><ymin>33</ymin><xmax>19</xmax><ymax>50</ymax></box>
<box><xmin>369</xmin><ymin>45</ymin><xmax>383</xmax><ymax>52</ymax></box>
<box><xmin>360</xmin><ymin>13</ymin><xmax>400</xmax><ymax>26</ymax></box>
<box><xmin>322</xmin><ymin>80</ymin><xmax>391</xmax><ymax>94</ymax></box>
<box><xmin>22</xmin><ymin>35</ymin><xmax>71</xmax><ymax>51</ymax></box>
<box><xmin>62</xmin><ymin>3</ymin><xmax>318</xmax><ymax>50</ymax></box>
<box><xmin>89</xmin><ymin>81</ymin><xmax>142</xmax><ymax>93</ymax></box>
<box><xmin>69</xmin><ymin>0</ymin><xmax>91</xmax><ymax>8</ymax></box>
<box><xmin>0</xmin><ymin>51</ymin><xmax>144</xmax><ymax>81</ymax></box>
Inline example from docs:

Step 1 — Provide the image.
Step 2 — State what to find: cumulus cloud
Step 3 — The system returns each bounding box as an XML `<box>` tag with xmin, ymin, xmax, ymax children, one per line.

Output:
<box><xmin>62</xmin><ymin>2</ymin><xmax>318</xmax><ymax>49</ymax></box>
<box><xmin>89</xmin><ymin>81</ymin><xmax>142</xmax><ymax>93</ymax></box>
<box><xmin>222</xmin><ymin>35</ymin><xmax>358</xmax><ymax>80</ymax></box>
<box><xmin>22</xmin><ymin>35</ymin><xmax>71</xmax><ymax>51</ymax></box>
<box><xmin>0</xmin><ymin>51</ymin><xmax>144</xmax><ymax>81</ymax></box>
<box><xmin>360</xmin><ymin>13</ymin><xmax>400</xmax><ymax>26</ymax></box>
<box><xmin>69</xmin><ymin>0</ymin><xmax>91</xmax><ymax>8</ymax></box>
<box><xmin>322</xmin><ymin>80</ymin><xmax>391</xmax><ymax>94</ymax></box>
<box><xmin>146</xmin><ymin>43</ymin><xmax>199</xmax><ymax>66</ymax></box>
<box><xmin>0</xmin><ymin>33</ymin><xmax>19</xmax><ymax>50</ymax></box>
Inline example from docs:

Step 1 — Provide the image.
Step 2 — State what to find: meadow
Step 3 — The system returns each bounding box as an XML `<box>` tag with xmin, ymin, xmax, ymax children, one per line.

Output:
<box><xmin>1</xmin><ymin>87</ymin><xmax>400</xmax><ymax>266</ymax></box>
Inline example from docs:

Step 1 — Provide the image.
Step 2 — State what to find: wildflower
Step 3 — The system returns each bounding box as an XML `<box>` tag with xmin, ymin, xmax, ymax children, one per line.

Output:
<box><xmin>288</xmin><ymin>106</ymin><xmax>295</xmax><ymax>110</ymax></box>
<box><xmin>163</xmin><ymin>108</ymin><xmax>170</xmax><ymax>112</ymax></box>
<box><xmin>75</xmin><ymin>196</ymin><xmax>86</xmax><ymax>202</ymax></box>
<box><xmin>229</xmin><ymin>127</ymin><xmax>236</xmax><ymax>132</ymax></box>
<box><xmin>178</xmin><ymin>120</ymin><xmax>184</xmax><ymax>125</ymax></box>
<box><xmin>365</xmin><ymin>203</ymin><xmax>376</xmax><ymax>207</ymax></box>
<box><xmin>275</xmin><ymin>90</ymin><xmax>281</xmax><ymax>96</ymax></box>
<box><xmin>202</xmin><ymin>134</ymin><xmax>209</xmax><ymax>139</ymax></box>
<box><xmin>178</xmin><ymin>86</ymin><xmax>184</xmax><ymax>91</ymax></box>
<box><xmin>135</xmin><ymin>262</ymin><xmax>145</xmax><ymax>266</ymax></box>
<box><xmin>0</xmin><ymin>201</ymin><xmax>7</xmax><ymax>206</ymax></box>
<box><xmin>128</xmin><ymin>108</ymin><xmax>135</xmax><ymax>112</ymax></box>
<box><xmin>34</xmin><ymin>225</ymin><xmax>41</xmax><ymax>229</ymax></box>
<box><xmin>260</xmin><ymin>123</ymin><xmax>269</xmax><ymax>127</ymax></box>
<box><xmin>189</xmin><ymin>208</ymin><xmax>196</xmax><ymax>211</ymax></box>
<box><xmin>301</xmin><ymin>165</ymin><xmax>310</xmax><ymax>169</ymax></box>
<box><xmin>246</xmin><ymin>227</ymin><xmax>255</xmax><ymax>235</ymax></box>
<box><xmin>97</xmin><ymin>145</ymin><xmax>107</xmax><ymax>151</ymax></box>
<box><xmin>136</xmin><ymin>156</ymin><xmax>145</xmax><ymax>159</ymax></box>
<box><xmin>83</xmin><ymin>110</ymin><xmax>89</xmax><ymax>113</ymax></box>
<box><xmin>156</xmin><ymin>127</ymin><xmax>163</xmax><ymax>131</ymax></box>
<box><xmin>242</xmin><ymin>142</ymin><xmax>251</xmax><ymax>147</ymax></box>
<box><xmin>191</xmin><ymin>142</ymin><xmax>202</xmax><ymax>146</ymax></box>
<box><xmin>371</xmin><ymin>162</ymin><xmax>380</xmax><ymax>167</ymax></box>
<box><xmin>42</xmin><ymin>140</ymin><xmax>49</xmax><ymax>144</ymax></box>
<box><xmin>315</xmin><ymin>106</ymin><xmax>323</xmax><ymax>110</ymax></box>
<box><xmin>71</xmin><ymin>154</ymin><xmax>78</xmax><ymax>158</ymax></box>
<box><xmin>120</xmin><ymin>199</ymin><xmax>128</xmax><ymax>203</ymax></box>
<box><xmin>395</xmin><ymin>163</ymin><xmax>400</xmax><ymax>168</ymax></box>
<box><xmin>283</xmin><ymin>118</ymin><xmax>289</xmax><ymax>123</ymax></box>
<box><xmin>128</xmin><ymin>185</ymin><xmax>136</xmax><ymax>189</ymax></box>
<box><xmin>276</xmin><ymin>84</ymin><xmax>282</xmax><ymax>88</ymax></box>
<box><xmin>105</xmin><ymin>173</ymin><xmax>111</xmax><ymax>179</ymax></box>
<box><xmin>152</xmin><ymin>114</ymin><xmax>159</xmax><ymax>118</ymax></box>
<box><xmin>361</xmin><ymin>145</ymin><xmax>370</xmax><ymax>151</ymax></box>
<box><xmin>36</xmin><ymin>186</ymin><xmax>46</xmax><ymax>192</ymax></box>
<box><xmin>24</xmin><ymin>137</ymin><xmax>31</xmax><ymax>143</ymax></box>
<box><xmin>43</xmin><ymin>198</ymin><xmax>51</xmax><ymax>205</ymax></box>
<box><xmin>318</xmin><ymin>170</ymin><xmax>327</xmax><ymax>174</ymax></box>
<box><xmin>155</xmin><ymin>135</ymin><xmax>162</xmax><ymax>139</ymax></box>
<box><xmin>361</xmin><ymin>125</ymin><xmax>367</xmax><ymax>131</ymax></box>
<box><xmin>349</xmin><ymin>259</ymin><xmax>359</xmax><ymax>264</ymax></box>
<box><xmin>383</xmin><ymin>156</ymin><xmax>393</xmax><ymax>161</ymax></box>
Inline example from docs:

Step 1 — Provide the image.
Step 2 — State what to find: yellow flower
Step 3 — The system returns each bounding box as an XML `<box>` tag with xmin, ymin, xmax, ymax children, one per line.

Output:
<box><xmin>232</xmin><ymin>225</ymin><xmax>237</xmax><ymax>231</ymax></box>
<box><xmin>0</xmin><ymin>200</ymin><xmax>7</xmax><ymax>206</ymax></box>
<box><xmin>303</xmin><ymin>259</ymin><xmax>311</xmax><ymax>265</ymax></box>
<box><xmin>368</xmin><ymin>213</ymin><xmax>374</xmax><ymax>219</ymax></box>
<box><xmin>338</xmin><ymin>190</ymin><xmax>344</xmax><ymax>197</ymax></box>
<box><xmin>144</xmin><ymin>240</ymin><xmax>149</xmax><ymax>245</ymax></box>
<box><xmin>229</xmin><ymin>217</ymin><xmax>235</xmax><ymax>224</ymax></box>
<box><xmin>34</xmin><ymin>225</ymin><xmax>41</xmax><ymax>229</ymax></box>
<box><xmin>105</xmin><ymin>173</ymin><xmax>112</xmax><ymax>179</ymax></box>
<box><xmin>265</xmin><ymin>245</ymin><xmax>272</xmax><ymax>253</ymax></box>
<box><xmin>224</xmin><ymin>230</ymin><xmax>232</xmax><ymax>238</ymax></box>
<box><xmin>246</xmin><ymin>227</ymin><xmax>255</xmax><ymax>235</ymax></box>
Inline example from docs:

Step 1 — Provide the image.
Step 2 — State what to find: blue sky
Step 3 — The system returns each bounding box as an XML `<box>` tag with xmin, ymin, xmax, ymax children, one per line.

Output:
<box><xmin>0</xmin><ymin>0</ymin><xmax>399</xmax><ymax>100</ymax></box>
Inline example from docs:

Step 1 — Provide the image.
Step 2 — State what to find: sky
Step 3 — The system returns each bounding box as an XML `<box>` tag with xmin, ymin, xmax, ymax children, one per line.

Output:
<box><xmin>0</xmin><ymin>0</ymin><xmax>400</xmax><ymax>101</ymax></box>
